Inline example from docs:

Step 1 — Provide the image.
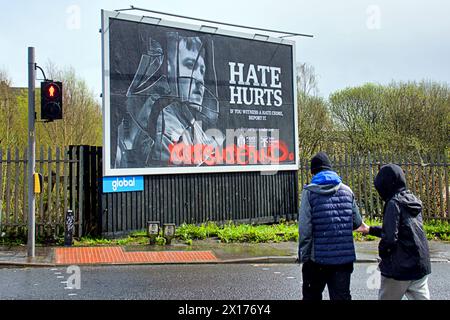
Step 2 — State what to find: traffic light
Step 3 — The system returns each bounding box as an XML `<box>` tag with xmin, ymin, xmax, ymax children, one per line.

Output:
<box><xmin>41</xmin><ymin>81</ymin><xmax>62</xmax><ymax>121</ymax></box>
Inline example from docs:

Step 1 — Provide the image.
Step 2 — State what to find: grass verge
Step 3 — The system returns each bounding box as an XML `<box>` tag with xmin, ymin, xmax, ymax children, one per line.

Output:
<box><xmin>0</xmin><ymin>219</ymin><xmax>449</xmax><ymax>246</ymax></box>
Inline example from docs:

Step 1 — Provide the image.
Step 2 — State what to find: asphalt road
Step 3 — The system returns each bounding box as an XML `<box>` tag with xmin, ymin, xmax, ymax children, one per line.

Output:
<box><xmin>0</xmin><ymin>263</ymin><xmax>449</xmax><ymax>300</ymax></box>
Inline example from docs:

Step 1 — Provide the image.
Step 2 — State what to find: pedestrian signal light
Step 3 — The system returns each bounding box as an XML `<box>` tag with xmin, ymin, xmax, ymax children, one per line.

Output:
<box><xmin>41</xmin><ymin>81</ymin><xmax>62</xmax><ymax>121</ymax></box>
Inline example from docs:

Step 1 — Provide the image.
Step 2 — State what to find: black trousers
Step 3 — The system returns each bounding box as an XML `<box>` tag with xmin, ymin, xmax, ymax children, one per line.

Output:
<box><xmin>302</xmin><ymin>260</ymin><xmax>354</xmax><ymax>300</ymax></box>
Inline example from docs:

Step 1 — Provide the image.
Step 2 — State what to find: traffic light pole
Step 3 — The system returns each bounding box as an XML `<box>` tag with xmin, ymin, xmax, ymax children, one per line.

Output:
<box><xmin>27</xmin><ymin>47</ymin><xmax>36</xmax><ymax>258</ymax></box>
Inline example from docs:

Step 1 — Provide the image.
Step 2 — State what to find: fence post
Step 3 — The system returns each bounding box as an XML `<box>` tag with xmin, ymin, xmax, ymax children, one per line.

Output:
<box><xmin>437</xmin><ymin>153</ymin><xmax>444</xmax><ymax>219</ymax></box>
<box><xmin>430</xmin><ymin>155</ymin><xmax>436</xmax><ymax>219</ymax></box>
<box><xmin>374</xmin><ymin>151</ymin><xmax>382</xmax><ymax>217</ymax></box>
<box><xmin>55</xmin><ymin>147</ymin><xmax>61</xmax><ymax>236</ymax></box>
<box><xmin>410</xmin><ymin>154</ymin><xmax>417</xmax><ymax>197</ymax></box>
<box><xmin>96</xmin><ymin>146</ymin><xmax>103</xmax><ymax>236</ymax></box>
<box><xmin>418</xmin><ymin>155</ymin><xmax>424</xmax><ymax>216</ymax></box>
<box><xmin>78</xmin><ymin>146</ymin><xmax>84</xmax><ymax>237</ymax></box>
<box><xmin>47</xmin><ymin>147</ymin><xmax>52</xmax><ymax>234</ymax></box>
<box><xmin>22</xmin><ymin>147</ymin><xmax>28</xmax><ymax>231</ymax></box>
<box><xmin>39</xmin><ymin>146</ymin><xmax>44</xmax><ymax>237</ymax></box>
<box><xmin>362</xmin><ymin>153</ymin><xmax>368</xmax><ymax>219</ymax></box>
<box><xmin>0</xmin><ymin>148</ymin><xmax>3</xmax><ymax>233</ymax></box>
<box><xmin>5</xmin><ymin>149</ymin><xmax>11</xmax><ymax>227</ymax></box>
<box><xmin>444</xmin><ymin>153</ymin><xmax>449</xmax><ymax>220</ymax></box>
<box><xmin>69</xmin><ymin>147</ymin><xmax>76</xmax><ymax>236</ymax></box>
<box><xmin>63</xmin><ymin>147</ymin><xmax>69</xmax><ymax>225</ymax></box>
<box><xmin>14</xmin><ymin>148</ymin><xmax>20</xmax><ymax>229</ymax></box>
<box><xmin>424</xmin><ymin>155</ymin><xmax>431</xmax><ymax>219</ymax></box>
<box><xmin>367</xmin><ymin>151</ymin><xmax>374</xmax><ymax>220</ymax></box>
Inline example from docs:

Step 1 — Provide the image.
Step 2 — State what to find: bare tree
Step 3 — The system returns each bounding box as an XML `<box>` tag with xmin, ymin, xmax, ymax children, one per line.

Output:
<box><xmin>298</xmin><ymin>94</ymin><xmax>333</xmax><ymax>158</ymax></box>
<box><xmin>0</xmin><ymin>70</ymin><xmax>22</xmax><ymax>147</ymax></box>
<box><xmin>297</xmin><ymin>63</ymin><xmax>319</xmax><ymax>97</ymax></box>
<box><xmin>296</xmin><ymin>63</ymin><xmax>333</xmax><ymax>158</ymax></box>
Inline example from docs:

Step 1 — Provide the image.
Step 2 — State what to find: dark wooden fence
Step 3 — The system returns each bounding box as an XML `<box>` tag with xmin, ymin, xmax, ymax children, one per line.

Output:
<box><xmin>1</xmin><ymin>146</ymin><xmax>448</xmax><ymax>239</ymax></box>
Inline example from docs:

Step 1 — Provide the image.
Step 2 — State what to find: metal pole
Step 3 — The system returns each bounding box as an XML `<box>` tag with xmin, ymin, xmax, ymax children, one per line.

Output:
<box><xmin>27</xmin><ymin>47</ymin><xmax>36</xmax><ymax>258</ymax></box>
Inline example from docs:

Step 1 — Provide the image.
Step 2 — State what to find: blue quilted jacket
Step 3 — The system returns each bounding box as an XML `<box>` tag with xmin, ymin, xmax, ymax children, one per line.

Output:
<box><xmin>298</xmin><ymin>170</ymin><xmax>362</xmax><ymax>265</ymax></box>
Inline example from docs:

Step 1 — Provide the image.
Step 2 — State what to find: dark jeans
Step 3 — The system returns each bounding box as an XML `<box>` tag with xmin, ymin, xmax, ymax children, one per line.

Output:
<box><xmin>302</xmin><ymin>260</ymin><xmax>354</xmax><ymax>300</ymax></box>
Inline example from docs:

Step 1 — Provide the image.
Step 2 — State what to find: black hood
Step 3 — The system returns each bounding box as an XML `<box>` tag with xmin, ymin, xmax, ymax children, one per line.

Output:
<box><xmin>374</xmin><ymin>164</ymin><xmax>407</xmax><ymax>201</ymax></box>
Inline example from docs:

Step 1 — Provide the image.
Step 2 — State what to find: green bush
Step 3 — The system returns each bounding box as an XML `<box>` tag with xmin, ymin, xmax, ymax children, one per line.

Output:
<box><xmin>423</xmin><ymin>220</ymin><xmax>450</xmax><ymax>241</ymax></box>
<box><xmin>74</xmin><ymin>237</ymin><xmax>112</xmax><ymax>246</ymax></box>
<box><xmin>175</xmin><ymin>221</ymin><xmax>221</xmax><ymax>241</ymax></box>
<box><xmin>214</xmin><ymin>222</ymin><xmax>298</xmax><ymax>243</ymax></box>
<box><xmin>155</xmin><ymin>236</ymin><xmax>167</xmax><ymax>245</ymax></box>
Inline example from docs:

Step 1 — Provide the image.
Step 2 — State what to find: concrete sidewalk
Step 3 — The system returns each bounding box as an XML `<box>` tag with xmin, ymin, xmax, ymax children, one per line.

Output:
<box><xmin>0</xmin><ymin>240</ymin><xmax>449</xmax><ymax>267</ymax></box>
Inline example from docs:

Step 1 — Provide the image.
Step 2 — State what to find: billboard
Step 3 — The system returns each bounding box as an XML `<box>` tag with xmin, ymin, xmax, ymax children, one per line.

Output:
<box><xmin>102</xmin><ymin>10</ymin><xmax>299</xmax><ymax>176</ymax></box>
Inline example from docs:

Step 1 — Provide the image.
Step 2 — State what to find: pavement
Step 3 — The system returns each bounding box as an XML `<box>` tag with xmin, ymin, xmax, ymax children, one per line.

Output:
<box><xmin>0</xmin><ymin>239</ymin><xmax>449</xmax><ymax>267</ymax></box>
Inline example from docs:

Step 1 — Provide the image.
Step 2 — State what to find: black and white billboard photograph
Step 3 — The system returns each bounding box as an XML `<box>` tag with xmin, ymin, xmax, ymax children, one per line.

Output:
<box><xmin>102</xmin><ymin>10</ymin><xmax>299</xmax><ymax>176</ymax></box>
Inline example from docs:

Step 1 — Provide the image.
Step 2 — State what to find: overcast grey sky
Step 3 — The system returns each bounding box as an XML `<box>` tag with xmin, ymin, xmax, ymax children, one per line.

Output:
<box><xmin>1</xmin><ymin>0</ymin><xmax>449</xmax><ymax>99</ymax></box>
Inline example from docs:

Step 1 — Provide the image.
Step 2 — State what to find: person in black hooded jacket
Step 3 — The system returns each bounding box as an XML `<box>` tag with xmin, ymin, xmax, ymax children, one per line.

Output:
<box><xmin>360</xmin><ymin>163</ymin><xmax>431</xmax><ymax>300</ymax></box>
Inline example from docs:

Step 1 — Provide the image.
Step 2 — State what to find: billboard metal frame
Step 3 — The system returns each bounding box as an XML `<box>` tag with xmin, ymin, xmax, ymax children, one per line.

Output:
<box><xmin>101</xmin><ymin>10</ymin><xmax>299</xmax><ymax>176</ymax></box>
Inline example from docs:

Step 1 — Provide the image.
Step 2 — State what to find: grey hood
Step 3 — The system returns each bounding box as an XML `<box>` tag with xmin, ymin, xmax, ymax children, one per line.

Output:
<box><xmin>305</xmin><ymin>183</ymin><xmax>342</xmax><ymax>195</ymax></box>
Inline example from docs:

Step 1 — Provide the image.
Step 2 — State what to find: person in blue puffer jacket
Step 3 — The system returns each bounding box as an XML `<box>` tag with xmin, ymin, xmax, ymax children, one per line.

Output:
<box><xmin>298</xmin><ymin>152</ymin><xmax>366</xmax><ymax>300</ymax></box>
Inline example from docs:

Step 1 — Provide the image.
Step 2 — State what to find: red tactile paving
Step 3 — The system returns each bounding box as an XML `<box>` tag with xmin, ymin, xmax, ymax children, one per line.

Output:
<box><xmin>54</xmin><ymin>247</ymin><xmax>218</xmax><ymax>265</ymax></box>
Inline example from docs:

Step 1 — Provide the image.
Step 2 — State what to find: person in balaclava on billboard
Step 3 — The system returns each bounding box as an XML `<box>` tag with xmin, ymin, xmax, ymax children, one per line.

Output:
<box><xmin>115</xmin><ymin>31</ymin><xmax>220</xmax><ymax>168</ymax></box>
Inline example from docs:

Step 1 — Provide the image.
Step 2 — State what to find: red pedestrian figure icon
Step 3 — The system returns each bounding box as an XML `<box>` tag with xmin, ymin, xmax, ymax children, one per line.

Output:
<box><xmin>49</xmin><ymin>85</ymin><xmax>55</xmax><ymax>97</ymax></box>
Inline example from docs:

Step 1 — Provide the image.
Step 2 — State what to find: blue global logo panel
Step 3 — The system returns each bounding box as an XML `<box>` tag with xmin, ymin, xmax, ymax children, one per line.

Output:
<box><xmin>103</xmin><ymin>176</ymin><xmax>144</xmax><ymax>193</ymax></box>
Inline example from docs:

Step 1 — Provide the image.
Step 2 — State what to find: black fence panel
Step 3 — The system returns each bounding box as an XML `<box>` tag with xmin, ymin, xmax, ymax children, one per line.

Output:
<box><xmin>69</xmin><ymin>145</ymin><xmax>102</xmax><ymax>237</ymax></box>
<box><xmin>100</xmin><ymin>170</ymin><xmax>299</xmax><ymax>238</ymax></box>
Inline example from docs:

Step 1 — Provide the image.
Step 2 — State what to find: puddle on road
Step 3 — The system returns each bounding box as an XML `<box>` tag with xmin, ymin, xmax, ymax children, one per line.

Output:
<box><xmin>124</xmin><ymin>239</ymin><xmax>296</xmax><ymax>260</ymax></box>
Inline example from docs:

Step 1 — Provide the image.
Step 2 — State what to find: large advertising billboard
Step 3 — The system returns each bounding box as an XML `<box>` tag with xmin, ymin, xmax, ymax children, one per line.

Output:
<box><xmin>102</xmin><ymin>10</ymin><xmax>299</xmax><ymax>176</ymax></box>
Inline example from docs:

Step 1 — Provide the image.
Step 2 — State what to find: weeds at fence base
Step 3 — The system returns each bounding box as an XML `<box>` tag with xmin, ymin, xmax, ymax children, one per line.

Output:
<box><xmin>0</xmin><ymin>220</ymin><xmax>449</xmax><ymax>246</ymax></box>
